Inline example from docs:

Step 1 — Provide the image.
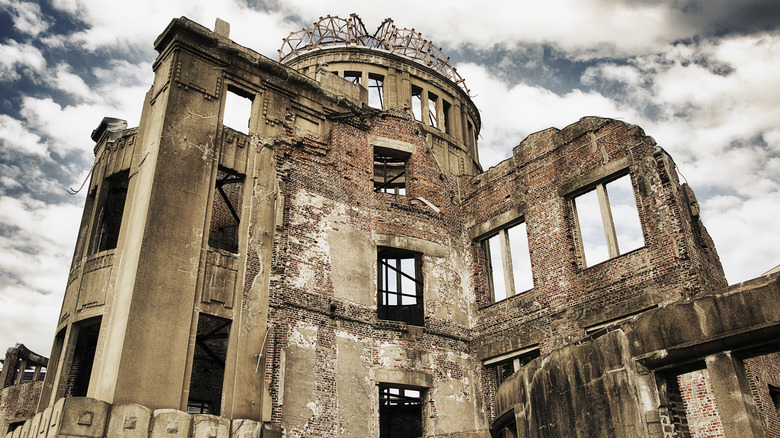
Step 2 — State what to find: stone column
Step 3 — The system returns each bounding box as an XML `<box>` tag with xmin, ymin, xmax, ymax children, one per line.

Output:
<box><xmin>705</xmin><ymin>352</ymin><xmax>764</xmax><ymax>438</ymax></box>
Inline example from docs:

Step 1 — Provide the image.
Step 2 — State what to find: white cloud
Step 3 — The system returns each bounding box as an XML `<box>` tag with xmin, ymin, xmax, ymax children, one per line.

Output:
<box><xmin>274</xmin><ymin>0</ymin><xmax>697</xmax><ymax>59</ymax></box>
<box><xmin>49</xmin><ymin>0</ymin><xmax>297</xmax><ymax>57</ymax></box>
<box><xmin>0</xmin><ymin>115</ymin><xmax>48</xmax><ymax>158</ymax></box>
<box><xmin>456</xmin><ymin>62</ymin><xmax>640</xmax><ymax>167</ymax></box>
<box><xmin>0</xmin><ymin>0</ymin><xmax>51</xmax><ymax>37</ymax></box>
<box><xmin>702</xmin><ymin>192</ymin><xmax>780</xmax><ymax>283</ymax></box>
<box><xmin>0</xmin><ymin>40</ymin><xmax>47</xmax><ymax>81</ymax></box>
<box><xmin>0</xmin><ymin>195</ymin><xmax>81</xmax><ymax>353</ymax></box>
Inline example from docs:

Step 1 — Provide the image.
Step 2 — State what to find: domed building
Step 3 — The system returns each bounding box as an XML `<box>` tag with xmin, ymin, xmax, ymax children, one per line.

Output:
<box><xmin>12</xmin><ymin>15</ymin><xmax>780</xmax><ymax>438</ymax></box>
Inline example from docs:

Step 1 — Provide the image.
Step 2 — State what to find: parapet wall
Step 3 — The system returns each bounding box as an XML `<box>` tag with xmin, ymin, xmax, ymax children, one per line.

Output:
<box><xmin>5</xmin><ymin>397</ymin><xmax>280</xmax><ymax>438</ymax></box>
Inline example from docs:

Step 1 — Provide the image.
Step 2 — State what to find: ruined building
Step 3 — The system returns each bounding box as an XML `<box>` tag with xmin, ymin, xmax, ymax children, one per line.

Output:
<box><xmin>9</xmin><ymin>15</ymin><xmax>780</xmax><ymax>438</ymax></box>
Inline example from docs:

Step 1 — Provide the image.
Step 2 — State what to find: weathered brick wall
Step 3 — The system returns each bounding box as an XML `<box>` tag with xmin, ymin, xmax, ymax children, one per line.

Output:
<box><xmin>745</xmin><ymin>353</ymin><xmax>780</xmax><ymax>437</ymax></box>
<box><xmin>678</xmin><ymin>369</ymin><xmax>725</xmax><ymax>438</ymax></box>
<box><xmin>461</xmin><ymin>118</ymin><xmax>728</xmax><ymax>419</ymax></box>
<box><xmin>264</xmin><ymin>110</ymin><xmax>488</xmax><ymax>436</ymax></box>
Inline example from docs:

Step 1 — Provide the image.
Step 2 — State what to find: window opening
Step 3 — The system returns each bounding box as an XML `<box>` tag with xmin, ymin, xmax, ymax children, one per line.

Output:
<box><xmin>572</xmin><ymin>173</ymin><xmax>643</xmax><ymax>267</ymax></box>
<box><xmin>427</xmin><ymin>92</ymin><xmax>439</xmax><ymax>129</ymax></box>
<box><xmin>489</xmin><ymin>348</ymin><xmax>540</xmax><ymax>386</ymax></box>
<box><xmin>186</xmin><ymin>401</ymin><xmax>210</xmax><ymax>414</ymax></box>
<box><xmin>442</xmin><ymin>101</ymin><xmax>451</xmax><ymax>135</ymax></box>
<box><xmin>223</xmin><ymin>88</ymin><xmax>252</xmax><ymax>134</ymax></box>
<box><xmin>484</xmin><ymin>222</ymin><xmax>533</xmax><ymax>302</ymax></box>
<box><xmin>411</xmin><ymin>85</ymin><xmax>423</xmax><ymax>122</ymax></box>
<box><xmin>467</xmin><ymin>120</ymin><xmax>475</xmax><ymax>149</ymax></box>
<box><xmin>64</xmin><ymin>318</ymin><xmax>101</xmax><ymax>398</ymax></box>
<box><xmin>368</xmin><ymin>73</ymin><xmax>384</xmax><ymax>109</ymax></box>
<box><xmin>187</xmin><ymin>314</ymin><xmax>230</xmax><ymax>416</ymax></box>
<box><xmin>378</xmin><ymin>247</ymin><xmax>424</xmax><ymax>326</ymax></box>
<box><xmin>89</xmin><ymin>172</ymin><xmax>128</xmax><ymax>254</ymax></box>
<box><xmin>209</xmin><ymin>167</ymin><xmax>244</xmax><ymax>253</ymax></box>
<box><xmin>379</xmin><ymin>385</ymin><xmax>423</xmax><ymax>438</ymax></box>
<box><xmin>344</xmin><ymin>70</ymin><xmax>361</xmax><ymax>85</ymax></box>
<box><xmin>373</xmin><ymin>147</ymin><xmax>408</xmax><ymax>195</ymax></box>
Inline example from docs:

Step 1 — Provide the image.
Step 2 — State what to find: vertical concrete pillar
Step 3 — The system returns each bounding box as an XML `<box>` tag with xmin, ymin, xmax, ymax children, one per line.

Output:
<box><xmin>705</xmin><ymin>352</ymin><xmax>764</xmax><ymax>438</ymax></box>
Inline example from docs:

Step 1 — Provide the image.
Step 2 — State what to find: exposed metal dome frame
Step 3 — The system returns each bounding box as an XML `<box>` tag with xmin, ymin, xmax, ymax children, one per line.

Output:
<box><xmin>279</xmin><ymin>14</ymin><xmax>470</xmax><ymax>95</ymax></box>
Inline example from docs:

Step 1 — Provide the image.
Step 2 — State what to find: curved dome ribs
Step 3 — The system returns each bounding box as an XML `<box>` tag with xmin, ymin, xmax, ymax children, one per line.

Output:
<box><xmin>279</xmin><ymin>14</ymin><xmax>470</xmax><ymax>94</ymax></box>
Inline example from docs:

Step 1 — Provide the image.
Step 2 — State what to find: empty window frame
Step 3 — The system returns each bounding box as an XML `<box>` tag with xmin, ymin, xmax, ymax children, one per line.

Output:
<box><xmin>373</xmin><ymin>147</ymin><xmax>409</xmax><ymax>195</ymax></box>
<box><xmin>208</xmin><ymin>167</ymin><xmax>244</xmax><ymax>253</ymax></box>
<box><xmin>89</xmin><ymin>171</ymin><xmax>129</xmax><ymax>254</ymax></box>
<box><xmin>442</xmin><ymin>100</ymin><xmax>452</xmax><ymax>135</ymax></box>
<box><xmin>64</xmin><ymin>317</ymin><xmax>101</xmax><ymax>397</ymax></box>
<box><xmin>411</xmin><ymin>85</ymin><xmax>423</xmax><ymax>122</ymax></box>
<box><xmin>378</xmin><ymin>247</ymin><xmax>424</xmax><ymax>326</ymax></box>
<box><xmin>368</xmin><ymin>73</ymin><xmax>384</xmax><ymax>109</ymax></box>
<box><xmin>427</xmin><ymin>92</ymin><xmax>439</xmax><ymax>129</ymax></box>
<box><xmin>467</xmin><ymin>120</ymin><xmax>475</xmax><ymax>150</ymax></box>
<box><xmin>187</xmin><ymin>314</ymin><xmax>230</xmax><ymax>416</ymax></box>
<box><xmin>379</xmin><ymin>385</ymin><xmax>424</xmax><ymax>438</ymax></box>
<box><xmin>487</xmin><ymin>348</ymin><xmax>540</xmax><ymax>386</ymax></box>
<box><xmin>572</xmin><ymin>173</ymin><xmax>644</xmax><ymax>267</ymax></box>
<box><xmin>483</xmin><ymin>222</ymin><xmax>533</xmax><ymax>302</ymax></box>
<box><xmin>344</xmin><ymin>70</ymin><xmax>362</xmax><ymax>85</ymax></box>
<box><xmin>223</xmin><ymin>88</ymin><xmax>252</xmax><ymax>134</ymax></box>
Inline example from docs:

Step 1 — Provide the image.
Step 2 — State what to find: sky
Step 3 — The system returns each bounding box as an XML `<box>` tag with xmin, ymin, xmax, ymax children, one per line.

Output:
<box><xmin>0</xmin><ymin>0</ymin><xmax>778</xmax><ymax>356</ymax></box>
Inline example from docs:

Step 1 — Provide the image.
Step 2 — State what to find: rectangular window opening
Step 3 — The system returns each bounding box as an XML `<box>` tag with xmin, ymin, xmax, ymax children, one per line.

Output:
<box><xmin>208</xmin><ymin>167</ymin><xmax>244</xmax><ymax>253</ymax></box>
<box><xmin>64</xmin><ymin>317</ymin><xmax>101</xmax><ymax>398</ymax></box>
<box><xmin>490</xmin><ymin>348</ymin><xmax>540</xmax><ymax>386</ymax></box>
<box><xmin>572</xmin><ymin>173</ymin><xmax>644</xmax><ymax>267</ymax></box>
<box><xmin>344</xmin><ymin>70</ymin><xmax>362</xmax><ymax>85</ymax></box>
<box><xmin>368</xmin><ymin>73</ymin><xmax>384</xmax><ymax>109</ymax></box>
<box><xmin>373</xmin><ymin>147</ymin><xmax>409</xmax><ymax>196</ymax></box>
<box><xmin>427</xmin><ymin>92</ymin><xmax>439</xmax><ymax>129</ymax></box>
<box><xmin>379</xmin><ymin>384</ymin><xmax>424</xmax><ymax>438</ymax></box>
<box><xmin>89</xmin><ymin>171</ymin><xmax>129</xmax><ymax>254</ymax></box>
<box><xmin>483</xmin><ymin>222</ymin><xmax>533</xmax><ymax>303</ymax></box>
<box><xmin>443</xmin><ymin>100</ymin><xmax>451</xmax><ymax>135</ymax></box>
<box><xmin>411</xmin><ymin>85</ymin><xmax>423</xmax><ymax>122</ymax></box>
<box><xmin>378</xmin><ymin>247</ymin><xmax>424</xmax><ymax>326</ymax></box>
<box><xmin>187</xmin><ymin>314</ymin><xmax>230</xmax><ymax>416</ymax></box>
<box><xmin>467</xmin><ymin>120</ymin><xmax>475</xmax><ymax>150</ymax></box>
<box><xmin>223</xmin><ymin>88</ymin><xmax>253</xmax><ymax>135</ymax></box>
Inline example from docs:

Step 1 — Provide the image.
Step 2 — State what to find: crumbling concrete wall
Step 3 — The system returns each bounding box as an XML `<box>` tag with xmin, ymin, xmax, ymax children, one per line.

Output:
<box><xmin>494</xmin><ymin>273</ymin><xmax>780</xmax><ymax>438</ymax></box>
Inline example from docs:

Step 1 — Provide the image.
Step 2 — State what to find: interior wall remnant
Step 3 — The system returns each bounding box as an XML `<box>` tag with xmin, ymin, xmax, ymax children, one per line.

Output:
<box><xmin>89</xmin><ymin>172</ymin><xmax>128</xmax><ymax>254</ymax></box>
<box><xmin>208</xmin><ymin>168</ymin><xmax>244</xmax><ymax>253</ymax></box>
<box><xmin>64</xmin><ymin>318</ymin><xmax>101</xmax><ymax>397</ymax></box>
<box><xmin>187</xmin><ymin>313</ymin><xmax>231</xmax><ymax>415</ymax></box>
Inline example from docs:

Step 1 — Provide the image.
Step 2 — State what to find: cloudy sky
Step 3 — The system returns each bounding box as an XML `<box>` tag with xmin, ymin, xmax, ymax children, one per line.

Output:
<box><xmin>1</xmin><ymin>0</ymin><xmax>778</xmax><ymax>355</ymax></box>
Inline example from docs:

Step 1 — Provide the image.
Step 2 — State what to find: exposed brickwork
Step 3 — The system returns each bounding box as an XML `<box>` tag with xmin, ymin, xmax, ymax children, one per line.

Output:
<box><xmin>745</xmin><ymin>353</ymin><xmax>780</xmax><ymax>437</ymax></box>
<box><xmin>0</xmin><ymin>381</ymin><xmax>42</xmax><ymax>429</ymax></box>
<box><xmin>678</xmin><ymin>369</ymin><xmax>724</xmax><ymax>438</ymax></box>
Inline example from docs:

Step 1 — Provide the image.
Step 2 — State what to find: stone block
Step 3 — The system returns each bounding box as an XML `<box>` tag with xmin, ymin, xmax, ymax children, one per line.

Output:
<box><xmin>230</xmin><ymin>419</ymin><xmax>261</xmax><ymax>438</ymax></box>
<box><xmin>191</xmin><ymin>415</ymin><xmax>228</xmax><ymax>438</ymax></box>
<box><xmin>36</xmin><ymin>407</ymin><xmax>52</xmax><ymax>438</ymax></box>
<box><xmin>54</xmin><ymin>397</ymin><xmax>109</xmax><ymax>437</ymax></box>
<box><xmin>27</xmin><ymin>413</ymin><xmax>42</xmax><ymax>437</ymax></box>
<box><xmin>149</xmin><ymin>410</ymin><xmax>190</xmax><ymax>438</ymax></box>
<box><xmin>106</xmin><ymin>403</ymin><xmax>152</xmax><ymax>437</ymax></box>
<box><xmin>46</xmin><ymin>398</ymin><xmax>64</xmax><ymax>438</ymax></box>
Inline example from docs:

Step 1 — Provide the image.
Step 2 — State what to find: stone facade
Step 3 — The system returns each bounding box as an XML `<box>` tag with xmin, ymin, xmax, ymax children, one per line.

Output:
<box><xmin>8</xmin><ymin>14</ymin><xmax>779</xmax><ymax>438</ymax></box>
